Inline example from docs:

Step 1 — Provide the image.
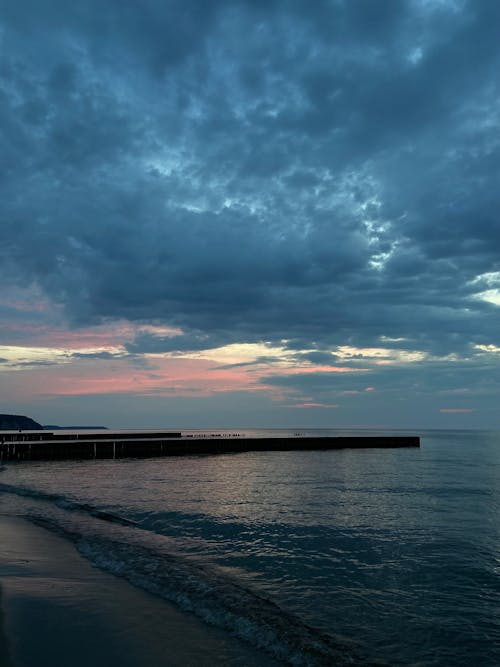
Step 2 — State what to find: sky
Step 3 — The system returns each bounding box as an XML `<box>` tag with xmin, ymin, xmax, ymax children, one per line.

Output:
<box><xmin>1</xmin><ymin>0</ymin><xmax>499</xmax><ymax>429</ymax></box>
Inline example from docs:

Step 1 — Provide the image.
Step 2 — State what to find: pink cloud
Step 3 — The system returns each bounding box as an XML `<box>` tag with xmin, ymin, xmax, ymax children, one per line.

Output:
<box><xmin>0</xmin><ymin>290</ymin><xmax>56</xmax><ymax>313</ymax></box>
<box><xmin>28</xmin><ymin>321</ymin><xmax>137</xmax><ymax>349</ymax></box>
<box><xmin>0</xmin><ymin>326</ymin><xmax>370</xmax><ymax>404</ymax></box>
<box><xmin>3</xmin><ymin>356</ymin><xmax>266</xmax><ymax>399</ymax></box>
<box><xmin>0</xmin><ymin>320</ymin><xmax>132</xmax><ymax>348</ymax></box>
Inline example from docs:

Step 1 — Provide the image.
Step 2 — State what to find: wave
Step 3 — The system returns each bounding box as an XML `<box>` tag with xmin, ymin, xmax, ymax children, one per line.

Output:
<box><xmin>0</xmin><ymin>481</ymin><xmax>378</xmax><ymax>666</ymax></box>
<box><xmin>0</xmin><ymin>481</ymin><xmax>136</xmax><ymax>526</ymax></box>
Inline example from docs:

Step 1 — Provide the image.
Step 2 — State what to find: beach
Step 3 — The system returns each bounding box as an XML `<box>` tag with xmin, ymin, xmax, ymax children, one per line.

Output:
<box><xmin>1</xmin><ymin>428</ymin><xmax>499</xmax><ymax>666</ymax></box>
<box><xmin>0</xmin><ymin>515</ymin><xmax>278</xmax><ymax>667</ymax></box>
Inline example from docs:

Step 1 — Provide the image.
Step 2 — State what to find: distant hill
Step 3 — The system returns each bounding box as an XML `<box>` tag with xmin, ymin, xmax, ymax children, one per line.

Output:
<box><xmin>0</xmin><ymin>414</ymin><xmax>43</xmax><ymax>430</ymax></box>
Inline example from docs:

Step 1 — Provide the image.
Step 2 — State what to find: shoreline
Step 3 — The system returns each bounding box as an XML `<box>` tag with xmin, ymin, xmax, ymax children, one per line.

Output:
<box><xmin>0</xmin><ymin>515</ymin><xmax>279</xmax><ymax>667</ymax></box>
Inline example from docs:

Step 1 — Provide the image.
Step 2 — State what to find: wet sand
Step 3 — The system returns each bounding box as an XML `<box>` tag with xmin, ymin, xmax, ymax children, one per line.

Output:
<box><xmin>0</xmin><ymin>516</ymin><xmax>279</xmax><ymax>667</ymax></box>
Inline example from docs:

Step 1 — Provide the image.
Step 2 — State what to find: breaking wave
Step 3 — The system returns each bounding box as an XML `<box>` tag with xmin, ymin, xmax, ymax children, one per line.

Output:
<box><xmin>0</xmin><ymin>480</ymin><xmax>375</xmax><ymax>666</ymax></box>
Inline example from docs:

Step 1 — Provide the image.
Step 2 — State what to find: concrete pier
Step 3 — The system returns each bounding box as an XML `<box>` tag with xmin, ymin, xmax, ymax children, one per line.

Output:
<box><xmin>0</xmin><ymin>431</ymin><xmax>419</xmax><ymax>461</ymax></box>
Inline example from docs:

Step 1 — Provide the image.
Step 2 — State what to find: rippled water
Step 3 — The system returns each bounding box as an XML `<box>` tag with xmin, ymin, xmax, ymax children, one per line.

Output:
<box><xmin>1</xmin><ymin>429</ymin><xmax>499</xmax><ymax>665</ymax></box>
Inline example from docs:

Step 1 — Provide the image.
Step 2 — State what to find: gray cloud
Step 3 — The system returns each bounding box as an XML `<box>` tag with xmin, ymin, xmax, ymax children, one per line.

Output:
<box><xmin>68</xmin><ymin>351</ymin><xmax>122</xmax><ymax>360</ymax></box>
<box><xmin>1</xmin><ymin>0</ymin><xmax>499</xmax><ymax>375</ymax></box>
<box><xmin>262</xmin><ymin>356</ymin><xmax>500</xmax><ymax>416</ymax></box>
<box><xmin>213</xmin><ymin>356</ymin><xmax>285</xmax><ymax>370</ymax></box>
<box><xmin>125</xmin><ymin>331</ymin><xmax>231</xmax><ymax>354</ymax></box>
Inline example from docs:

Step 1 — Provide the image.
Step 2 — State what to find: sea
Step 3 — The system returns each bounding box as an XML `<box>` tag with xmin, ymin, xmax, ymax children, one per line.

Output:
<box><xmin>1</xmin><ymin>428</ymin><xmax>499</xmax><ymax>666</ymax></box>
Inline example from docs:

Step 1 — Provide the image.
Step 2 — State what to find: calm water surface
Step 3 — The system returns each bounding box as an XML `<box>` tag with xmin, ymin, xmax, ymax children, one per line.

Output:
<box><xmin>1</xmin><ymin>429</ymin><xmax>499</xmax><ymax>665</ymax></box>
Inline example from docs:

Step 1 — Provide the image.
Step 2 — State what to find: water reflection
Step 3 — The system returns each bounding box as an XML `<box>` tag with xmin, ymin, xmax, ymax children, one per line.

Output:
<box><xmin>1</xmin><ymin>430</ymin><xmax>500</xmax><ymax>666</ymax></box>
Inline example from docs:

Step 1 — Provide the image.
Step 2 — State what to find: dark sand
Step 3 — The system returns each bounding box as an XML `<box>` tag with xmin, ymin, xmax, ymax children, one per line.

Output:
<box><xmin>0</xmin><ymin>516</ymin><xmax>279</xmax><ymax>667</ymax></box>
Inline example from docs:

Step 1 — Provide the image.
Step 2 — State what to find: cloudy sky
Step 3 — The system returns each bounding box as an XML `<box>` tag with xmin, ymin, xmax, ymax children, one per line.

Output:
<box><xmin>1</xmin><ymin>0</ymin><xmax>499</xmax><ymax>429</ymax></box>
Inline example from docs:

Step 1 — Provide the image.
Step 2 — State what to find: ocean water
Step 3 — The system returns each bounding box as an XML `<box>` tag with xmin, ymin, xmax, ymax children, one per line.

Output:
<box><xmin>1</xmin><ymin>429</ymin><xmax>499</xmax><ymax>666</ymax></box>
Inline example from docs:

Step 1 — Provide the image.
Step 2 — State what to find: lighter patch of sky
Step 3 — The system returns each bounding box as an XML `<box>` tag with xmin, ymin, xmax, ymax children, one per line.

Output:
<box><xmin>415</xmin><ymin>0</ymin><xmax>466</xmax><ymax>13</ymax></box>
<box><xmin>0</xmin><ymin>345</ymin><xmax>65</xmax><ymax>367</ymax></box>
<box><xmin>350</xmin><ymin>178</ymin><xmax>400</xmax><ymax>271</ymax></box>
<box><xmin>0</xmin><ymin>344</ymin><xmax>120</xmax><ymax>369</ymax></box>
<box><xmin>336</xmin><ymin>345</ymin><xmax>428</xmax><ymax>364</ymax></box>
<box><xmin>158</xmin><ymin>342</ymin><xmax>291</xmax><ymax>365</ymax></box>
<box><xmin>380</xmin><ymin>336</ymin><xmax>410</xmax><ymax>343</ymax></box>
<box><xmin>469</xmin><ymin>271</ymin><xmax>500</xmax><ymax>307</ymax></box>
<box><xmin>0</xmin><ymin>336</ymin><xmax>131</xmax><ymax>372</ymax></box>
<box><xmin>407</xmin><ymin>46</ymin><xmax>424</xmax><ymax>65</ymax></box>
<box><xmin>474</xmin><ymin>344</ymin><xmax>500</xmax><ymax>354</ymax></box>
<box><xmin>0</xmin><ymin>345</ymin><xmax>73</xmax><ymax>371</ymax></box>
<box><xmin>146</xmin><ymin>156</ymin><xmax>181</xmax><ymax>178</ymax></box>
<box><xmin>475</xmin><ymin>290</ymin><xmax>500</xmax><ymax>307</ymax></box>
<box><xmin>138</xmin><ymin>324</ymin><xmax>183</xmax><ymax>337</ymax></box>
<box><xmin>368</xmin><ymin>246</ymin><xmax>397</xmax><ymax>271</ymax></box>
<box><xmin>150</xmin><ymin>341</ymin><xmax>362</xmax><ymax>374</ymax></box>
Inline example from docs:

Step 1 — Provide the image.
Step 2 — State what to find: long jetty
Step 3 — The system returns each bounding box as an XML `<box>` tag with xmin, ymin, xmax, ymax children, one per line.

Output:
<box><xmin>0</xmin><ymin>430</ymin><xmax>419</xmax><ymax>461</ymax></box>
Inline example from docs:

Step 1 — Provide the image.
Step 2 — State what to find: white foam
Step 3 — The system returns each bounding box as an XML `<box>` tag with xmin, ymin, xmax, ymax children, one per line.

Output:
<box><xmin>0</xmin><ymin>481</ymin><xmax>367</xmax><ymax>666</ymax></box>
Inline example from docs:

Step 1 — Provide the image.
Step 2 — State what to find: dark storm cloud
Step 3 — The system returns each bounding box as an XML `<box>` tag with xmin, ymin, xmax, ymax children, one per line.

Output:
<box><xmin>1</xmin><ymin>0</ymin><xmax>499</xmax><ymax>365</ymax></box>
<box><xmin>213</xmin><ymin>356</ymin><xmax>285</xmax><ymax>370</ymax></box>
<box><xmin>125</xmin><ymin>331</ymin><xmax>231</xmax><ymax>354</ymax></box>
<box><xmin>68</xmin><ymin>351</ymin><xmax>122</xmax><ymax>360</ymax></box>
<box><xmin>294</xmin><ymin>351</ymin><xmax>339</xmax><ymax>365</ymax></box>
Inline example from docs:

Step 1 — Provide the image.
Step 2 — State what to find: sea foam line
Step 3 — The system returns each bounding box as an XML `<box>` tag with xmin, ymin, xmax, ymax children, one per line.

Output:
<box><xmin>1</xmin><ymin>481</ymin><xmax>378</xmax><ymax>666</ymax></box>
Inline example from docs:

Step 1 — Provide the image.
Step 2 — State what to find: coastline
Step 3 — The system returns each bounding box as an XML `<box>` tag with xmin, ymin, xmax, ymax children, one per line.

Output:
<box><xmin>0</xmin><ymin>515</ymin><xmax>279</xmax><ymax>667</ymax></box>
